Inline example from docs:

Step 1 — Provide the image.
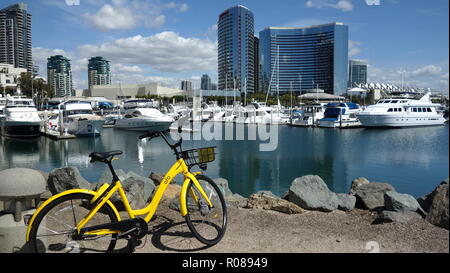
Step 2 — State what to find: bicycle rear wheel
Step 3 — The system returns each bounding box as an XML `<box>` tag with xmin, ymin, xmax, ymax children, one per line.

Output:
<box><xmin>28</xmin><ymin>193</ymin><xmax>119</xmax><ymax>253</ymax></box>
<box><xmin>184</xmin><ymin>175</ymin><xmax>227</xmax><ymax>245</ymax></box>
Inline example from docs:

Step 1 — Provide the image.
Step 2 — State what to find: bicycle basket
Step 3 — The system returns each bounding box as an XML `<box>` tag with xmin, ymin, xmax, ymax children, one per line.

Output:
<box><xmin>182</xmin><ymin>147</ymin><xmax>216</xmax><ymax>168</ymax></box>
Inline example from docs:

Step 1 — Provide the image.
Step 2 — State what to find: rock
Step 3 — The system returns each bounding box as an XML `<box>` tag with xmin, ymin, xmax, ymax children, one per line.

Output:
<box><xmin>225</xmin><ymin>193</ymin><xmax>248</xmax><ymax>208</ymax></box>
<box><xmin>213</xmin><ymin>178</ymin><xmax>233</xmax><ymax>197</ymax></box>
<box><xmin>373</xmin><ymin>210</ymin><xmax>423</xmax><ymax>224</ymax></box>
<box><xmin>255</xmin><ymin>190</ymin><xmax>278</xmax><ymax>198</ymax></box>
<box><xmin>149</xmin><ymin>172</ymin><xmax>176</xmax><ymax>185</ymax></box>
<box><xmin>288</xmin><ymin>175</ymin><xmax>339</xmax><ymax>212</ymax></box>
<box><xmin>418</xmin><ymin>178</ymin><xmax>449</xmax><ymax>213</ymax></box>
<box><xmin>336</xmin><ymin>193</ymin><xmax>356</xmax><ymax>211</ymax></box>
<box><xmin>47</xmin><ymin>167</ymin><xmax>91</xmax><ymax>195</ymax></box>
<box><xmin>349</xmin><ymin>177</ymin><xmax>370</xmax><ymax>195</ymax></box>
<box><xmin>426</xmin><ymin>180</ymin><xmax>449</xmax><ymax>230</ymax></box>
<box><xmin>353</xmin><ymin>182</ymin><xmax>396</xmax><ymax>210</ymax></box>
<box><xmin>246</xmin><ymin>193</ymin><xmax>304</xmax><ymax>214</ymax></box>
<box><xmin>104</xmin><ymin>171</ymin><xmax>155</xmax><ymax>211</ymax></box>
<box><xmin>384</xmin><ymin>191</ymin><xmax>424</xmax><ymax>215</ymax></box>
<box><xmin>124</xmin><ymin>171</ymin><xmax>155</xmax><ymax>201</ymax></box>
<box><xmin>98</xmin><ymin>169</ymin><xmax>129</xmax><ymax>183</ymax></box>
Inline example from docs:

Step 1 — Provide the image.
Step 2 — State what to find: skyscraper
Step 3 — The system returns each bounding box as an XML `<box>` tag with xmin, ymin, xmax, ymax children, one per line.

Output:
<box><xmin>201</xmin><ymin>74</ymin><xmax>212</xmax><ymax>90</ymax></box>
<box><xmin>47</xmin><ymin>55</ymin><xmax>73</xmax><ymax>97</ymax></box>
<box><xmin>348</xmin><ymin>60</ymin><xmax>367</xmax><ymax>87</ymax></box>
<box><xmin>88</xmin><ymin>56</ymin><xmax>111</xmax><ymax>88</ymax></box>
<box><xmin>259</xmin><ymin>23</ymin><xmax>348</xmax><ymax>95</ymax></box>
<box><xmin>217</xmin><ymin>5</ymin><xmax>255</xmax><ymax>93</ymax></box>
<box><xmin>181</xmin><ymin>80</ymin><xmax>193</xmax><ymax>92</ymax></box>
<box><xmin>0</xmin><ymin>3</ymin><xmax>33</xmax><ymax>72</ymax></box>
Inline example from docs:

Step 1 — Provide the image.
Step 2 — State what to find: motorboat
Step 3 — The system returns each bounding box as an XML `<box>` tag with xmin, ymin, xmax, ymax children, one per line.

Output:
<box><xmin>58</xmin><ymin>101</ymin><xmax>105</xmax><ymax>136</ymax></box>
<box><xmin>317</xmin><ymin>102</ymin><xmax>362</xmax><ymax>128</ymax></box>
<box><xmin>0</xmin><ymin>95</ymin><xmax>6</xmax><ymax>119</ymax></box>
<box><xmin>356</xmin><ymin>93</ymin><xmax>446</xmax><ymax>127</ymax></box>
<box><xmin>114</xmin><ymin>107</ymin><xmax>174</xmax><ymax>132</ymax></box>
<box><xmin>235</xmin><ymin>101</ymin><xmax>290</xmax><ymax>125</ymax></box>
<box><xmin>0</xmin><ymin>96</ymin><xmax>42</xmax><ymax>138</ymax></box>
<box><xmin>122</xmin><ymin>99</ymin><xmax>158</xmax><ymax>110</ymax></box>
<box><xmin>291</xmin><ymin>103</ymin><xmax>326</xmax><ymax>127</ymax></box>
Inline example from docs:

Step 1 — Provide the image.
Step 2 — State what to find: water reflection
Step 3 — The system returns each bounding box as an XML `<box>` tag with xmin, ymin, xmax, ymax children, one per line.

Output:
<box><xmin>0</xmin><ymin>124</ymin><xmax>448</xmax><ymax>198</ymax></box>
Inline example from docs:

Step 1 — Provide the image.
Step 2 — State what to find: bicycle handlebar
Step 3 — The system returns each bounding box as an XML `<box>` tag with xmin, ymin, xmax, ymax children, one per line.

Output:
<box><xmin>138</xmin><ymin>128</ymin><xmax>183</xmax><ymax>157</ymax></box>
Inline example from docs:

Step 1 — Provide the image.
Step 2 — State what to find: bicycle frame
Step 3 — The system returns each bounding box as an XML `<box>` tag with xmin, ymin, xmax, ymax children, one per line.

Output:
<box><xmin>76</xmin><ymin>157</ymin><xmax>212</xmax><ymax>236</ymax></box>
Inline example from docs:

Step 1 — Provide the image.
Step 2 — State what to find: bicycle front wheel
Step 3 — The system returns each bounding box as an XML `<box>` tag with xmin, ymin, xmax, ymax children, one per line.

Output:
<box><xmin>28</xmin><ymin>192</ymin><xmax>119</xmax><ymax>253</ymax></box>
<box><xmin>184</xmin><ymin>175</ymin><xmax>227</xmax><ymax>245</ymax></box>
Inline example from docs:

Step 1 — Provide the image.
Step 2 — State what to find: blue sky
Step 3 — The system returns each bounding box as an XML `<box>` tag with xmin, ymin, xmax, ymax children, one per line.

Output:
<box><xmin>2</xmin><ymin>0</ymin><xmax>448</xmax><ymax>92</ymax></box>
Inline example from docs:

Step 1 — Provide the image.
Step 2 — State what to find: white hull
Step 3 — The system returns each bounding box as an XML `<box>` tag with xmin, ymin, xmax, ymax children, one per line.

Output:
<box><xmin>114</xmin><ymin>118</ymin><xmax>172</xmax><ymax>132</ymax></box>
<box><xmin>0</xmin><ymin>120</ymin><xmax>42</xmax><ymax>138</ymax></box>
<box><xmin>358</xmin><ymin>114</ymin><xmax>446</xmax><ymax>127</ymax></box>
<box><xmin>317</xmin><ymin>119</ymin><xmax>362</xmax><ymax>128</ymax></box>
<box><xmin>66</xmin><ymin>119</ymin><xmax>105</xmax><ymax>136</ymax></box>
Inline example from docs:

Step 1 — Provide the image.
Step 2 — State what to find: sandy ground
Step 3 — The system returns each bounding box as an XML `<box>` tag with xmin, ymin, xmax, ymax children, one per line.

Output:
<box><xmin>127</xmin><ymin>198</ymin><xmax>449</xmax><ymax>254</ymax></box>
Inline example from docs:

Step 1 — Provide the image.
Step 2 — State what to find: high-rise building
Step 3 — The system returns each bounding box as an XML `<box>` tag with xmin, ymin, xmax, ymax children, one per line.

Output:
<box><xmin>201</xmin><ymin>74</ymin><xmax>212</xmax><ymax>90</ymax></box>
<box><xmin>259</xmin><ymin>23</ymin><xmax>348</xmax><ymax>95</ymax></box>
<box><xmin>0</xmin><ymin>3</ymin><xmax>33</xmax><ymax>72</ymax></box>
<box><xmin>47</xmin><ymin>55</ymin><xmax>73</xmax><ymax>97</ymax></box>
<box><xmin>217</xmin><ymin>5</ymin><xmax>255</xmax><ymax>93</ymax></box>
<box><xmin>88</xmin><ymin>56</ymin><xmax>111</xmax><ymax>88</ymax></box>
<box><xmin>253</xmin><ymin>36</ymin><xmax>260</xmax><ymax>93</ymax></box>
<box><xmin>181</xmin><ymin>80</ymin><xmax>193</xmax><ymax>92</ymax></box>
<box><xmin>348</xmin><ymin>60</ymin><xmax>367</xmax><ymax>87</ymax></box>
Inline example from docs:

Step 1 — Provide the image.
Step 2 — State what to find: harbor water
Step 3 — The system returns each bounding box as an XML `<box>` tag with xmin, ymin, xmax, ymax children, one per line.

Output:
<box><xmin>0</xmin><ymin>124</ymin><xmax>448</xmax><ymax>198</ymax></box>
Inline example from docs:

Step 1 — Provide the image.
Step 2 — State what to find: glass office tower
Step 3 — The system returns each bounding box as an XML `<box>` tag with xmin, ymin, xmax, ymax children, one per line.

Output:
<box><xmin>217</xmin><ymin>5</ymin><xmax>255</xmax><ymax>93</ymax></box>
<box><xmin>0</xmin><ymin>3</ymin><xmax>33</xmax><ymax>72</ymax></box>
<box><xmin>88</xmin><ymin>56</ymin><xmax>111</xmax><ymax>88</ymax></box>
<box><xmin>348</xmin><ymin>60</ymin><xmax>367</xmax><ymax>87</ymax></box>
<box><xmin>259</xmin><ymin>23</ymin><xmax>348</xmax><ymax>95</ymax></box>
<box><xmin>47</xmin><ymin>55</ymin><xmax>73</xmax><ymax>97</ymax></box>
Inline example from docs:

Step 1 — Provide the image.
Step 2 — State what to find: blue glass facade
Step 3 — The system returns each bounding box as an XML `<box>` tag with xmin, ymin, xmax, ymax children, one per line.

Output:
<box><xmin>217</xmin><ymin>6</ymin><xmax>255</xmax><ymax>93</ymax></box>
<box><xmin>259</xmin><ymin>23</ymin><xmax>348</xmax><ymax>95</ymax></box>
<box><xmin>348</xmin><ymin>60</ymin><xmax>367</xmax><ymax>87</ymax></box>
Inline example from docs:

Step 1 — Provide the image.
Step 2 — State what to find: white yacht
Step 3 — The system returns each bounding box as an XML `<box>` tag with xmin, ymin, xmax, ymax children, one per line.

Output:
<box><xmin>122</xmin><ymin>98</ymin><xmax>158</xmax><ymax>110</ymax></box>
<box><xmin>0</xmin><ymin>95</ymin><xmax>6</xmax><ymax>119</ymax></box>
<box><xmin>114</xmin><ymin>108</ymin><xmax>174</xmax><ymax>132</ymax></box>
<box><xmin>0</xmin><ymin>96</ymin><xmax>42</xmax><ymax>138</ymax></box>
<box><xmin>235</xmin><ymin>101</ymin><xmax>290</xmax><ymax>125</ymax></box>
<box><xmin>357</xmin><ymin>93</ymin><xmax>446</xmax><ymax>127</ymax></box>
<box><xmin>317</xmin><ymin>102</ymin><xmax>362</xmax><ymax>128</ymax></box>
<box><xmin>57</xmin><ymin>101</ymin><xmax>105</xmax><ymax>136</ymax></box>
<box><xmin>291</xmin><ymin>103</ymin><xmax>326</xmax><ymax>127</ymax></box>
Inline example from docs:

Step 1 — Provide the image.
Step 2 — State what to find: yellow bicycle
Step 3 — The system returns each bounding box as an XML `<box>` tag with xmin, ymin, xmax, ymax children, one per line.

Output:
<box><xmin>26</xmin><ymin>129</ymin><xmax>227</xmax><ymax>253</ymax></box>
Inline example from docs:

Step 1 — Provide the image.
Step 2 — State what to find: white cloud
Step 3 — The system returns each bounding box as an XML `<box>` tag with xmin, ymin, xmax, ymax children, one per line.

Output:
<box><xmin>368</xmin><ymin>64</ymin><xmax>449</xmax><ymax>92</ymax></box>
<box><xmin>348</xmin><ymin>40</ymin><xmax>362</xmax><ymax>57</ymax></box>
<box><xmin>83</xmin><ymin>4</ymin><xmax>136</xmax><ymax>31</ymax></box>
<box><xmin>82</xmin><ymin>0</ymin><xmax>189</xmax><ymax>31</ymax></box>
<box><xmin>77</xmin><ymin>32</ymin><xmax>217</xmax><ymax>73</ymax></box>
<box><xmin>306</xmin><ymin>0</ymin><xmax>353</xmax><ymax>12</ymax></box>
<box><xmin>178</xmin><ymin>3</ymin><xmax>189</xmax><ymax>12</ymax></box>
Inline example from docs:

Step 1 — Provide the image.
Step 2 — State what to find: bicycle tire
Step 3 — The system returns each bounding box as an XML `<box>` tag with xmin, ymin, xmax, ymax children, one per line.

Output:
<box><xmin>184</xmin><ymin>175</ymin><xmax>227</xmax><ymax>245</ymax></box>
<box><xmin>28</xmin><ymin>192</ymin><xmax>119</xmax><ymax>253</ymax></box>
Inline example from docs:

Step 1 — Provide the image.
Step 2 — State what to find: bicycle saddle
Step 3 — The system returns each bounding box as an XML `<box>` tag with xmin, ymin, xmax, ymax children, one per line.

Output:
<box><xmin>89</xmin><ymin>150</ymin><xmax>123</xmax><ymax>163</ymax></box>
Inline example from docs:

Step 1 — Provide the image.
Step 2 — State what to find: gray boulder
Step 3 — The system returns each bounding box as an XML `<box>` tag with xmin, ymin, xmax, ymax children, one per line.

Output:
<box><xmin>214</xmin><ymin>178</ymin><xmax>233</xmax><ymax>197</ymax></box>
<box><xmin>98</xmin><ymin>168</ymin><xmax>129</xmax><ymax>183</ymax></box>
<box><xmin>288</xmin><ymin>175</ymin><xmax>339</xmax><ymax>212</ymax></box>
<box><xmin>246</xmin><ymin>193</ymin><xmax>304</xmax><ymax>214</ymax></box>
<box><xmin>349</xmin><ymin>177</ymin><xmax>370</xmax><ymax>195</ymax></box>
<box><xmin>384</xmin><ymin>191</ymin><xmax>424</xmax><ymax>215</ymax></box>
<box><xmin>353</xmin><ymin>182</ymin><xmax>396</xmax><ymax>210</ymax></box>
<box><xmin>426</xmin><ymin>180</ymin><xmax>449</xmax><ymax>230</ymax></box>
<box><xmin>47</xmin><ymin>167</ymin><xmax>91</xmax><ymax>195</ymax></box>
<box><xmin>418</xmin><ymin>178</ymin><xmax>449</xmax><ymax>213</ymax></box>
<box><xmin>374</xmin><ymin>210</ymin><xmax>423</xmax><ymax>224</ymax></box>
<box><xmin>336</xmin><ymin>193</ymin><xmax>356</xmax><ymax>211</ymax></box>
<box><xmin>225</xmin><ymin>193</ymin><xmax>248</xmax><ymax>208</ymax></box>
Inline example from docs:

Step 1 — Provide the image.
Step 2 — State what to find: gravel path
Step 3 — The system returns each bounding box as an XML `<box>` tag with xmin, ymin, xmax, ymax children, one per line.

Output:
<box><xmin>130</xmin><ymin>198</ymin><xmax>449</xmax><ymax>253</ymax></box>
